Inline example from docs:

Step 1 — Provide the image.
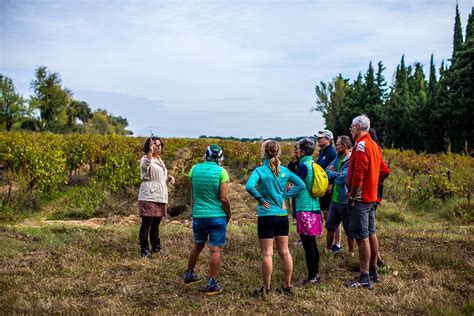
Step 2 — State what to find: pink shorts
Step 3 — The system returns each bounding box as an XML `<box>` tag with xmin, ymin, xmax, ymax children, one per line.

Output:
<box><xmin>296</xmin><ymin>212</ymin><xmax>323</xmax><ymax>236</ymax></box>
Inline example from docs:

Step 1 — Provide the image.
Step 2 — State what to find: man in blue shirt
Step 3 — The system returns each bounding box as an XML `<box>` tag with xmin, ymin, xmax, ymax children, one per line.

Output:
<box><xmin>314</xmin><ymin>130</ymin><xmax>339</xmax><ymax>252</ymax></box>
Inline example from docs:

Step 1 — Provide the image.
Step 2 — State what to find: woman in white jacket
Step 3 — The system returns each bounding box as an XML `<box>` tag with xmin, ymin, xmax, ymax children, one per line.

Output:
<box><xmin>138</xmin><ymin>137</ymin><xmax>174</xmax><ymax>257</ymax></box>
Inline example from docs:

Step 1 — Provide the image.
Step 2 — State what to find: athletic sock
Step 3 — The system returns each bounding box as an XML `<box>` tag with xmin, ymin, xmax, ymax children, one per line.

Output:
<box><xmin>360</xmin><ymin>272</ymin><xmax>370</xmax><ymax>283</ymax></box>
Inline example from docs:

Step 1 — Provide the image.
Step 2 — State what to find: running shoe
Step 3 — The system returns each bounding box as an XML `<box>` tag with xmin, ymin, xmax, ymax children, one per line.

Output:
<box><xmin>251</xmin><ymin>286</ymin><xmax>271</xmax><ymax>297</ymax></box>
<box><xmin>183</xmin><ymin>271</ymin><xmax>202</xmax><ymax>285</ymax></box>
<box><xmin>302</xmin><ymin>275</ymin><xmax>321</xmax><ymax>286</ymax></box>
<box><xmin>276</xmin><ymin>286</ymin><xmax>294</xmax><ymax>296</ymax></box>
<box><xmin>330</xmin><ymin>244</ymin><xmax>342</xmax><ymax>254</ymax></box>
<box><xmin>344</xmin><ymin>278</ymin><xmax>373</xmax><ymax>289</ymax></box>
<box><xmin>206</xmin><ymin>282</ymin><xmax>223</xmax><ymax>295</ymax></box>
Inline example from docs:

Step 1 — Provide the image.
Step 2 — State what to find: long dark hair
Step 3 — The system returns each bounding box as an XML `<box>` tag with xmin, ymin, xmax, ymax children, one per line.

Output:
<box><xmin>143</xmin><ymin>136</ymin><xmax>164</xmax><ymax>154</ymax></box>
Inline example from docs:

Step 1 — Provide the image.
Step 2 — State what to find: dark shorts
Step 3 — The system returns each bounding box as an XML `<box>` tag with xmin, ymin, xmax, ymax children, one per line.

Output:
<box><xmin>193</xmin><ymin>217</ymin><xmax>227</xmax><ymax>247</ymax></box>
<box><xmin>348</xmin><ymin>201</ymin><xmax>376</xmax><ymax>239</ymax></box>
<box><xmin>257</xmin><ymin>215</ymin><xmax>289</xmax><ymax>239</ymax></box>
<box><xmin>319</xmin><ymin>191</ymin><xmax>332</xmax><ymax>211</ymax></box>
<box><xmin>325</xmin><ymin>201</ymin><xmax>350</xmax><ymax>234</ymax></box>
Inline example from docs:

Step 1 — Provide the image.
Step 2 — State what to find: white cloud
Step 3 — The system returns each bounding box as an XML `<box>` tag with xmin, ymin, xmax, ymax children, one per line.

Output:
<box><xmin>1</xmin><ymin>0</ymin><xmax>472</xmax><ymax>137</ymax></box>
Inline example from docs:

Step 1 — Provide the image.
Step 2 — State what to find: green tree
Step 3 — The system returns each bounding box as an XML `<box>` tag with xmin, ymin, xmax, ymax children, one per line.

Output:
<box><xmin>66</xmin><ymin>100</ymin><xmax>92</xmax><ymax>131</ymax></box>
<box><xmin>0</xmin><ymin>75</ymin><xmax>26</xmax><ymax>131</ymax></box>
<box><xmin>424</xmin><ymin>54</ymin><xmax>441</xmax><ymax>152</ymax></box>
<box><xmin>313</xmin><ymin>74</ymin><xmax>349</xmax><ymax>134</ymax></box>
<box><xmin>382</xmin><ymin>56</ymin><xmax>411</xmax><ymax>148</ymax></box>
<box><xmin>446</xmin><ymin>7</ymin><xmax>474</xmax><ymax>153</ymax></box>
<box><xmin>410</xmin><ymin>62</ymin><xmax>428</xmax><ymax>151</ymax></box>
<box><xmin>30</xmin><ymin>66</ymin><xmax>72</xmax><ymax>132</ymax></box>
<box><xmin>453</xmin><ymin>3</ymin><xmax>464</xmax><ymax>60</ymax></box>
<box><xmin>376</xmin><ymin>61</ymin><xmax>388</xmax><ymax>103</ymax></box>
<box><xmin>86</xmin><ymin>109</ymin><xmax>132</xmax><ymax>135</ymax></box>
<box><xmin>363</xmin><ymin>62</ymin><xmax>384</xmax><ymax>134</ymax></box>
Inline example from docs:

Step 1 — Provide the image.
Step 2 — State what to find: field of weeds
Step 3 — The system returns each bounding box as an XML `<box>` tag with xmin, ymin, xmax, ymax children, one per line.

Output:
<box><xmin>1</xmin><ymin>210</ymin><xmax>473</xmax><ymax>314</ymax></box>
<box><xmin>0</xmin><ymin>133</ymin><xmax>473</xmax><ymax>314</ymax></box>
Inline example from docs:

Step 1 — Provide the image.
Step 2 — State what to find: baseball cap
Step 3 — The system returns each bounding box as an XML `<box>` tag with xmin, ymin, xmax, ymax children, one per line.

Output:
<box><xmin>315</xmin><ymin>130</ymin><xmax>334</xmax><ymax>140</ymax></box>
<box><xmin>206</xmin><ymin>144</ymin><xmax>223</xmax><ymax>159</ymax></box>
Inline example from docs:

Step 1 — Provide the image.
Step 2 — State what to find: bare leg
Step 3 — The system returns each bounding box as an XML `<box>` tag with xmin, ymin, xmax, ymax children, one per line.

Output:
<box><xmin>356</xmin><ymin>238</ymin><xmax>370</xmax><ymax>274</ymax></box>
<box><xmin>275</xmin><ymin>236</ymin><xmax>293</xmax><ymax>288</ymax></box>
<box><xmin>208</xmin><ymin>246</ymin><xmax>222</xmax><ymax>280</ymax></box>
<box><xmin>187</xmin><ymin>243</ymin><xmax>205</xmax><ymax>270</ymax></box>
<box><xmin>369</xmin><ymin>234</ymin><xmax>379</xmax><ymax>267</ymax></box>
<box><xmin>326</xmin><ymin>229</ymin><xmax>335</xmax><ymax>250</ymax></box>
<box><xmin>347</xmin><ymin>236</ymin><xmax>355</xmax><ymax>254</ymax></box>
<box><xmin>259</xmin><ymin>239</ymin><xmax>274</xmax><ymax>289</ymax></box>
<box><xmin>334</xmin><ymin>226</ymin><xmax>341</xmax><ymax>246</ymax></box>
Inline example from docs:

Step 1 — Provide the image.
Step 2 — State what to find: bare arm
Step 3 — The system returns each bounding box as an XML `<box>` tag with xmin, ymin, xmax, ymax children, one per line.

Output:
<box><xmin>189</xmin><ymin>182</ymin><xmax>194</xmax><ymax>211</ymax></box>
<box><xmin>219</xmin><ymin>182</ymin><xmax>231</xmax><ymax>222</ymax></box>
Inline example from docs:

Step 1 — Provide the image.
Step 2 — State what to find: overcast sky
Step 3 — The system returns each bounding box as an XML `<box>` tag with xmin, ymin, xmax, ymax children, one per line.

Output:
<box><xmin>1</xmin><ymin>0</ymin><xmax>473</xmax><ymax>138</ymax></box>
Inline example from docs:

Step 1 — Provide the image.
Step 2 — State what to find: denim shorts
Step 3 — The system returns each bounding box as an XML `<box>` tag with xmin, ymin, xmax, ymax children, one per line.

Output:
<box><xmin>325</xmin><ymin>201</ymin><xmax>350</xmax><ymax>235</ymax></box>
<box><xmin>348</xmin><ymin>201</ymin><xmax>376</xmax><ymax>240</ymax></box>
<box><xmin>193</xmin><ymin>217</ymin><xmax>227</xmax><ymax>247</ymax></box>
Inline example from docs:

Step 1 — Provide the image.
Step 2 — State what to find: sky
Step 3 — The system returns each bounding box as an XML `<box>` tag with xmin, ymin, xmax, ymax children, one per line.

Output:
<box><xmin>1</xmin><ymin>0</ymin><xmax>473</xmax><ymax>138</ymax></box>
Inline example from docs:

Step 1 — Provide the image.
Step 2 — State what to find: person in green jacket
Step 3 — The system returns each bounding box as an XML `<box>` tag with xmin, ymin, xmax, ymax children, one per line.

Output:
<box><xmin>246</xmin><ymin>140</ymin><xmax>305</xmax><ymax>296</ymax></box>
<box><xmin>183</xmin><ymin>144</ymin><xmax>231</xmax><ymax>295</ymax></box>
<box><xmin>294</xmin><ymin>138</ymin><xmax>323</xmax><ymax>286</ymax></box>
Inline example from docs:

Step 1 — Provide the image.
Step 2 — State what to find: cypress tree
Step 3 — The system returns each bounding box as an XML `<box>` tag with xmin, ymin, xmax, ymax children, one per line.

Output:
<box><xmin>453</xmin><ymin>3</ymin><xmax>464</xmax><ymax>60</ymax></box>
<box><xmin>428</xmin><ymin>55</ymin><xmax>437</xmax><ymax>100</ymax></box>
<box><xmin>376</xmin><ymin>61</ymin><xmax>388</xmax><ymax>102</ymax></box>
<box><xmin>363</xmin><ymin>62</ymin><xmax>384</xmax><ymax>137</ymax></box>
<box><xmin>425</xmin><ymin>55</ymin><xmax>439</xmax><ymax>152</ymax></box>
<box><xmin>410</xmin><ymin>63</ymin><xmax>428</xmax><ymax>151</ymax></box>
<box><xmin>466</xmin><ymin>7</ymin><xmax>473</xmax><ymax>40</ymax></box>
<box><xmin>383</xmin><ymin>56</ymin><xmax>412</xmax><ymax>149</ymax></box>
<box><xmin>446</xmin><ymin>9</ymin><xmax>474</xmax><ymax>153</ymax></box>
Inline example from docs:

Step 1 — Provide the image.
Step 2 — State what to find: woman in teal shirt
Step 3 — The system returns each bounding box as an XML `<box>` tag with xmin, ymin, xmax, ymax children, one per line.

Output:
<box><xmin>246</xmin><ymin>140</ymin><xmax>305</xmax><ymax>296</ymax></box>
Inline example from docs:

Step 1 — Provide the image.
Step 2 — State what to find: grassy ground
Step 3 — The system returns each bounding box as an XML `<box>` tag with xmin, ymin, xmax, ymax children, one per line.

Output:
<box><xmin>1</xmin><ymin>146</ymin><xmax>473</xmax><ymax>314</ymax></box>
<box><xmin>1</xmin><ymin>201</ymin><xmax>473</xmax><ymax>314</ymax></box>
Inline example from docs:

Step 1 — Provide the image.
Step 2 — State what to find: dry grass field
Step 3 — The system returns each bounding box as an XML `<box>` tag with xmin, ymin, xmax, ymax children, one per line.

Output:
<box><xmin>1</xmin><ymin>180</ymin><xmax>473</xmax><ymax>314</ymax></box>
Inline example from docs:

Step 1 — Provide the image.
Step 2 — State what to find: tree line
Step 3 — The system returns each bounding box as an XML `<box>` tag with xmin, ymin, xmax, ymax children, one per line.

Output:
<box><xmin>0</xmin><ymin>66</ymin><xmax>132</xmax><ymax>135</ymax></box>
<box><xmin>313</xmin><ymin>5</ymin><xmax>473</xmax><ymax>154</ymax></box>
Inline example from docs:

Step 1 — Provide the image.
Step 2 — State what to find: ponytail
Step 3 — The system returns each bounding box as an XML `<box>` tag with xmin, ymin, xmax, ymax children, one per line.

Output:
<box><xmin>268</xmin><ymin>156</ymin><xmax>281</xmax><ymax>178</ymax></box>
<box><xmin>262</xmin><ymin>140</ymin><xmax>281</xmax><ymax>178</ymax></box>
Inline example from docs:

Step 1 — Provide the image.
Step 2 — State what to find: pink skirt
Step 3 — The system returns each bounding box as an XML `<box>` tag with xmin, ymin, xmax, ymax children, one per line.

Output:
<box><xmin>139</xmin><ymin>201</ymin><xmax>167</xmax><ymax>217</ymax></box>
<box><xmin>296</xmin><ymin>212</ymin><xmax>322</xmax><ymax>236</ymax></box>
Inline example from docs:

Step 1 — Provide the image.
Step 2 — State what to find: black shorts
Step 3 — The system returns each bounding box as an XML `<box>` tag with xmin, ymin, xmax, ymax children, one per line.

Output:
<box><xmin>257</xmin><ymin>215</ymin><xmax>289</xmax><ymax>239</ymax></box>
<box><xmin>319</xmin><ymin>191</ymin><xmax>332</xmax><ymax>211</ymax></box>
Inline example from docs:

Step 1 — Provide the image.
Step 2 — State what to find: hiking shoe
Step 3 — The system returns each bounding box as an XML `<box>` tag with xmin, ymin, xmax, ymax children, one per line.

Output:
<box><xmin>276</xmin><ymin>286</ymin><xmax>294</xmax><ymax>296</ymax></box>
<box><xmin>302</xmin><ymin>275</ymin><xmax>321</xmax><ymax>287</ymax></box>
<box><xmin>370</xmin><ymin>265</ymin><xmax>380</xmax><ymax>283</ymax></box>
<box><xmin>370</xmin><ymin>272</ymin><xmax>380</xmax><ymax>283</ymax></box>
<box><xmin>251</xmin><ymin>286</ymin><xmax>270</xmax><ymax>297</ymax></box>
<box><xmin>206</xmin><ymin>282</ymin><xmax>223</xmax><ymax>295</ymax></box>
<box><xmin>377</xmin><ymin>258</ymin><xmax>385</xmax><ymax>268</ymax></box>
<box><xmin>151</xmin><ymin>246</ymin><xmax>161</xmax><ymax>254</ymax></box>
<box><xmin>183</xmin><ymin>271</ymin><xmax>202</xmax><ymax>285</ymax></box>
<box><xmin>344</xmin><ymin>278</ymin><xmax>372</xmax><ymax>289</ymax></box>
<box><xmin>140</xmin><ymin>248</ymin><xmax>152</xmax><ymax>258</ymax></box>
<box><xmin>330</xmin><ymin>244</ymin><xmax>342</xmax><ymax>254</ymax></box>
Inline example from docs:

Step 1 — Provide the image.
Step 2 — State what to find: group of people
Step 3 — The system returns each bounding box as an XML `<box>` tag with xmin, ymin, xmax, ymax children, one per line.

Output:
<box><xmin>137</xmin><ymin>114</ymin><xmax>390</xmax><ymax>296</ymax></box>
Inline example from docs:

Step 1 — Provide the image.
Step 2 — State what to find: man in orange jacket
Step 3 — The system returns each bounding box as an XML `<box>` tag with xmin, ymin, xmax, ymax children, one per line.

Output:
<box><xmin>345</xmin><ymin>115</ymin><xmax>381</xmax><ymax>289</ymax></box>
